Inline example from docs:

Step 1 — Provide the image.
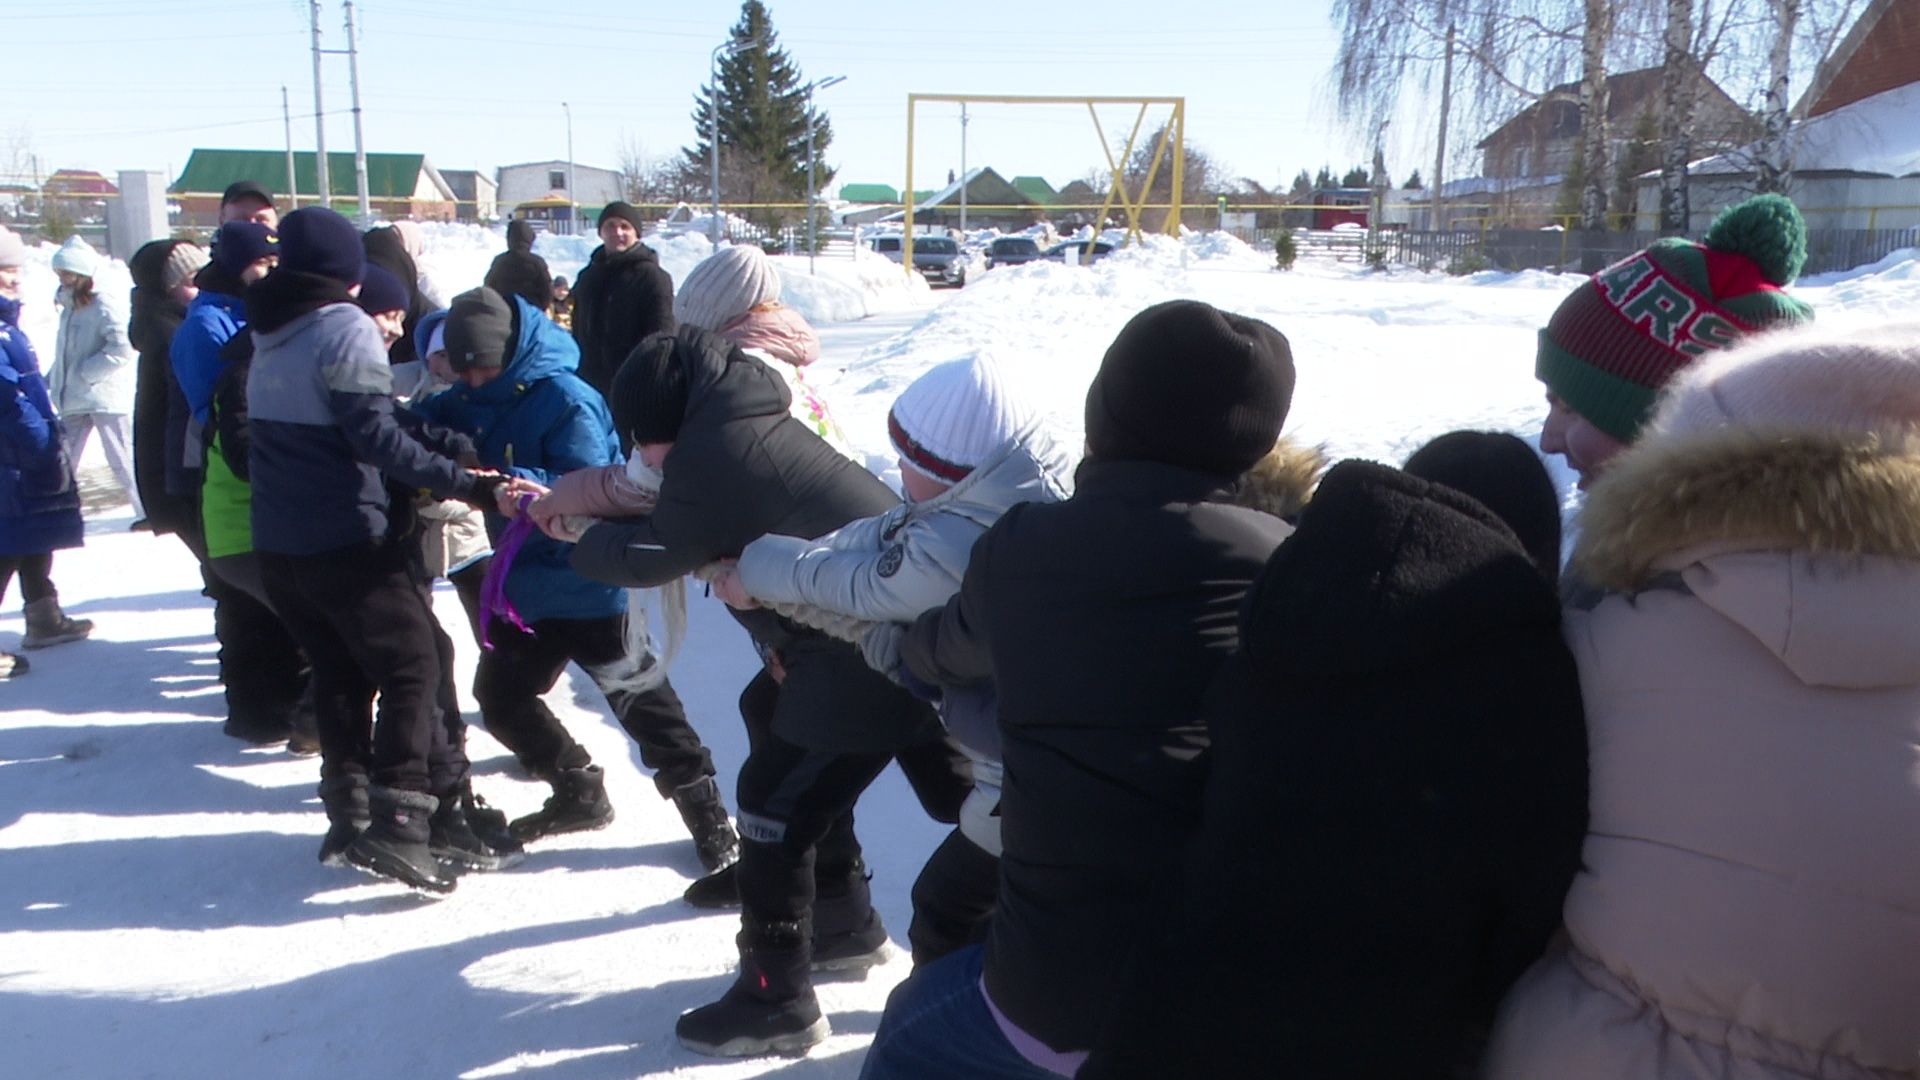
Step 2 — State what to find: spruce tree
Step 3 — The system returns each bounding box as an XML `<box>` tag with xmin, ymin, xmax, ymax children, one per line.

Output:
<box><xmin>681</xmin><ymin>2</ymin><xmax>835</xmax><ymax>229</ymax></box>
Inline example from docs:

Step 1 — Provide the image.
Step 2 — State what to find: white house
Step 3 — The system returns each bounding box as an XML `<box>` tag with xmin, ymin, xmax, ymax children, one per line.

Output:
<box><xmin>495</xmin><ymin>160</ymin><xmax>624</xmax><ymax>212</ymax></box>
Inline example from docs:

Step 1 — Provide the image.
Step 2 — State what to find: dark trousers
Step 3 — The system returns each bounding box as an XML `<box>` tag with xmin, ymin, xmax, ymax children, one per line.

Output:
<box><xmin>908</xmin><ymin>828</ymin><xmax>1001</xmax><ymax>966</ymax></box>
<box><xmin>259</xmin><ymin>544</ymin><xmax>452</xmax><ymax>793</ymax></box>
<box><xmin>860</xmin><ymin>945</ymin><xmax>1062</xmax><ymax>1080</ymax></box>
<box><xmin>473</xmin><ymin>613</ymin><xmax>714</xmax><ymax>797</ymax></box>
<box><xmin>0</xmin><ymin>553</ymin><xmax>55</xmax><ymax>607</ymax></box>
<box><xmin>178</xmin><ymin>517</ymin><xmax>308</xmax><ymax>729</ymax></box>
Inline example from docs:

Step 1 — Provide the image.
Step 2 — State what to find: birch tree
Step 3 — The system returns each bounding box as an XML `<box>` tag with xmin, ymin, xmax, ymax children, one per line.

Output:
<box><xmin>1658</xmin><ymin>0</ymin><xmax>1697</xmax><ymax>231</ymax></box>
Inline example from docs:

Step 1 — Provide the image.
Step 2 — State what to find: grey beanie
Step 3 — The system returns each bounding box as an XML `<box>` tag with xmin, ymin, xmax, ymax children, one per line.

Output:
<box><xmin>163</xmin><ymin>244</ymin><xmax>210</xmax><ymax>291</ymax></box>
<box><xmin>445</xmin><ymin>286</ymin><xmax>517</xmax><ymax>370</ymax></box>
<box><xmin>673</xmin><ymin>244</ymin><xmax>782</xmax><ymax>331</ymax></box>
<box><xmin>0</xmin><ymin>227</ymin><xmax>27</xmax><ymax>268</ymax></box>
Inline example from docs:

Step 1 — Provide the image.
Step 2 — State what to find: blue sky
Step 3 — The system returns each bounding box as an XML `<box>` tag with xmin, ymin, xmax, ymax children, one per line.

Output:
<box><xmin>9</xmin><ymin>0</ymin><xmax>1424</xmax><ymax>195</ymax></box>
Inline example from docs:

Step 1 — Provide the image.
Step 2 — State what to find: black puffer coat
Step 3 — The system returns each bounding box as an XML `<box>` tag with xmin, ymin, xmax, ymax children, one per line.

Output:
<box><xmin>898</xmin><ymin>458</ymin><xmax>1293</xmax><ymax>1053</ymax></box>
<box><xmin>362</xmin><ymin>227</ymin><xmax>435</xmax><ymax>367</ymax></box>
<box><xmin>127</xmin><ymin>239</ymin><xmax>197</xmax><ymax>533</ymax></box>
<box><xmin>1081</xmin><ymin>461</ymin><xmax>1589</xmax><ymax>1080</ymax></box>
<box><xmin>570</xmin><ymin>326</ymin><xmax>929</xmax><ymax>751</ymax></box>
<box><xmin>570</xmin><ymin>241</ymin><xmax>674</xmax><ymax>396</ymax></box>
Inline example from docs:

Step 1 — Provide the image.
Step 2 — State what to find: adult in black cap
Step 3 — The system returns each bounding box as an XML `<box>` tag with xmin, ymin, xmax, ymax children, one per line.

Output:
<box><xmin>865</xmin><ymin>299</ymin><xmax>1299</xmax><ymax>1078</ymax></box>
<box><xmin>220</xmin><ymin>180</ymin><xmax>277</xmax><ymax>228</ymax></box>
<box><xmin>569</xmin><ymin>200</ymin><xmax>674</xmax><ymax>396</ymax></box>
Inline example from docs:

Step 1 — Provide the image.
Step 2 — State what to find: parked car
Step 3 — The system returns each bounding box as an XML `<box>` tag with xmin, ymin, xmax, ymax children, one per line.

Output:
<box><xmin>867</xmin><ymin>234</ymin><xmax>967</xmax><ymax>287</ymax></box>
<box><xmin>1044</xmin><ymin>240</ymin><xmax>1115</xmax><ymax>265</ymax></box>
<box><xmin>984</xmin><ymin>236</ymin><xmax>1045</xmax><ymax>269</ymax></box>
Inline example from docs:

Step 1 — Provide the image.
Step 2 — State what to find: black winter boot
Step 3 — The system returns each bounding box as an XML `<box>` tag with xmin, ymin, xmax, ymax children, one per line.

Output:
<box><xmin>675</xmin><ymin>918</ymin><xmax>829</xmax><ymax>1058</ymax></box>
<box><xmin>347</xmin><ymin>787</ymin><xmax>457</xmax><ymax>893</ymax></box>
<box><xmin>316</xmin><ymin>774</ymin><xmax>370</xmax><ymax>866</ymax></box>
<box><xmin>683</xmin><ymin>861</ymin><xmax>741</xmax><ymax>909</ymax></box>
<box><xmin>508</xmin><ymin>765</ymin><xmax>614</xmax><ymax>842</ymax></box>
<box><xmin>811</xmin><ymin>859</ymin><xmax>890</xmax><ymax>973</ymax></box>
<box><xmin>430</xmin><ymin>788</ymin><xmax>525</xmax><ymax>872</ymax></box>
<box><xmin>461</xmin><ymin>785</ymin><xmax>523</xmax><ymax>858</ymax></box>
<box><xmin>672</xmin><ymin>776</ymin><xmax>741</xmax><ymax>873</ymax></box>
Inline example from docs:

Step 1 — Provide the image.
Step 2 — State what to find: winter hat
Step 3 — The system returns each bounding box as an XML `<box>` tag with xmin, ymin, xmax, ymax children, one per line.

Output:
<box><xmin>1648</xmin><ymin>321</ymin><xmax>1920</xmax><ymax>445</ymax></box>
<box><xmin>1084</xmin><ymin>299</ymin><xmax>1295</xmax><ymax>477</ymax></box>
<box><xmin>889</xmin><ymin>352</ymin><xmax>1033</xmax><ymax>483</ymax></box>
<box><xmin>506</xmin><ymin>218</ymin><xmax>536</xmax><ymax>253</ymax></box>
<box><xmin>1404</xmin><ymin>430</ymin><xmax>1563</xmax><ymax>581</ymax></box>
<box><xmin>356</xmin><ymin>264</ymin><xmax>411</xmax><ymax>317</ymax></box>
<box><xmin>423</xmin><ymin>319</ymin><xmax>447</xmax><ymax>360</ymax></box>
<box><xmin>597</xmin><ymin>201</ymin><xmax>646</xmax><ymax>233</ymax></box>
<box><xmin>1537</xmin><ymin>193</ymin><xmax>1817</xmax><ymax>444</ymax></box>
<box><xmin>221</xmin><ymin>180</ymin><xmax>274</xmax><ymax>213</ymax></box>
<box><xmin>611</xmin><ymin>331</ymin><xmax>691</xmax><ymax>445</ymax></box>
<box><xmin>162</xmin><ymin>244</ymin><xmax>210</xmax><ymax>291</ymax></box>
<box><xmin>388</xmin><ymin>219</ymin><xmax>426</xmax><ymax>257</ymax></box>
<box><xmin>211</xmin><ymin>221</ymin><xmax>277</xmax><ymax>277</ymax></box>
<box><xmin>444</xmin><ymin>287</ymin><xmax>518</xmax><ymax>370</ymax></box>
<box><xmin>275</xmin><ymin>207</ymin><xmax>364</xmax><ymax>286</ymax></box>
<box><xmin>0</xmin><ymin>227</ymin><xmax>24</xmax><ymax>268</ymax></box>
<box><xmin>674</xmin><ymin>245</ymin><xmax>782</xmax><ymax>331</ymax></box>
<box><xmin>50</xmin><ymin>236</ymin><xmax>99</xmax><ymax>278</ymax></box>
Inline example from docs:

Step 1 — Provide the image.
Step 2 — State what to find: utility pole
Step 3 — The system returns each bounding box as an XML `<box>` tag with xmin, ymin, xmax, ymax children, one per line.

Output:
<box><xmin>1433</xmin><ymin>23</ymin><xmax>1454</xmax><ymax>233</ymax></box>
<box><xmin>801</xmin><ymin>76</ymin><xmax>844</xmax><ymax>274</ymax></box>
<box><xmin>563</xmin><ymin>102</ymin><xmax>576</xmax><ymax>234</ymax></box>
<box><xmin>282</xmin><ymin>86</ymin><xmax>299</xmax><ymax>208</ymax></box>
<box><xmin>959</xmin><ymin>103</ymin><xmax>969</xmax><ymax>235</ymax></box>
<box><xmin>309</xmin><ymin>0</ymin><xmax>330</xmax><ymax>209</ymax></box>
<box><xmin>343</xmin><ymin>0</ymin><xmax>371</xmax><ymax>224</ymax></box>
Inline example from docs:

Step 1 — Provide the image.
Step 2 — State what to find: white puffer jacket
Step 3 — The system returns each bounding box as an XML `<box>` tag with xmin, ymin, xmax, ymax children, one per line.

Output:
<box><xmin>49</xmin><ymin>286</ymin><xmax>135</xmax><ymax>415</ymax></box>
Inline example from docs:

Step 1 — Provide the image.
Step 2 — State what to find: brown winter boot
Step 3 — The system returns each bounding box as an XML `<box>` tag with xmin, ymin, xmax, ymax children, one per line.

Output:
<box><xmin>22</xmin><ymin>596</ymin><xmax>92</xmax><ymax>649</ymax></box>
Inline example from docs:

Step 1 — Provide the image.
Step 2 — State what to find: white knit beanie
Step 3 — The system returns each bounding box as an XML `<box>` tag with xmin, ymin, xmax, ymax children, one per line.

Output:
<box><xmin>889</xmin><ymin>351</ymin><xmax>1033</xmax><ymax>483</ymax></box>
<box><xmin>0</xmin><ymin>228</ymin><xmax>23</xmax><ymax>268</ymax></box>
<box><xmin>163</xmin><ymin>244</ymin><xmax>210</xmax><ymax>291</ymax></box>
<box><xmin>673</xmin><ymin>244</ymin><xmax>782</xmax><ymax>331</ymax></box>
<box><xmin>1651</xmin><ymin>321</ymin><xmax>1920</xmax><ymax>445</ymax></box>
<box><xmin>51</xmin><ymin>236</ymin><xmax>99</xmax><ymax>278</ymax></box>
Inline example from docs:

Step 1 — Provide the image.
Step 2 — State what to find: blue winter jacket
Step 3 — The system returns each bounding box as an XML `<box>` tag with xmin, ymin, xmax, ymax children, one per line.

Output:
<box><xmin>410</xmin><ymin>296</ymin><xmax>623</xmax><ymax>622</ymax></box>
<box><xmin>0</xmin><ymin>296</ymin><xmax>84</xmax><ymax>555</ymax></box>
<box><xmin>171</xmin><ymin>288</ymin><xmax>243</xmax><ymax>426</ymax></box>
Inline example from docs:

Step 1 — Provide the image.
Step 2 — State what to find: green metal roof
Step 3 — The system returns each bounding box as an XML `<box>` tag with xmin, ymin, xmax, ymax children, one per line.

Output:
<box><xmin>1011</xmin><ymin>176</ymin><xmax>1057</xmax><ymax>203</ymax></box>
<box><xmin>839</xmin><ymin>182</ymin><xmax>899</xmax><ymax>203</ymax></box>
<box><xmin>173</xmin><ymin>148</ymin><xmax>434</xmax><ymax>199</ymax></box>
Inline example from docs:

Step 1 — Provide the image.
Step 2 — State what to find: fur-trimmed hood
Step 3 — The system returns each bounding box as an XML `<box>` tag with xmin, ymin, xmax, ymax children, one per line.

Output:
<box><xmin>1227</xmin><ymin>439</ymin><xmax>1327</xmax><ymax>519</ymax></box>
<box><xmin>1573</xmin><ymin>427</ymin><xmax>1920</xmax><ymax>688</ymax></box>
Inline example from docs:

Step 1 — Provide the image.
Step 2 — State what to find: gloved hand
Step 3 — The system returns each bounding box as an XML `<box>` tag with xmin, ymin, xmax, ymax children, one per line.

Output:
<box><xmin>461</xmin><ymin>470</ymin><xmax>511</xmax><ymax>513</ymax></box>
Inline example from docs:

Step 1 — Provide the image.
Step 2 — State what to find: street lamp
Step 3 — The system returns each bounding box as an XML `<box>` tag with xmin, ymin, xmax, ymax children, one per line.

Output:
<box><xmin>710</xmin><ymin>37</ymin><xmax>761</xmax><ymax>247</ymax></box>
<box><xmin>562</xmin><ymin>101</ymin><xmax>576</xmax><ymax>234</ymax></box>
<box><xmin>803</xmin><ymin>75</ymin><xmax>845</xmax><ymax>275</ymax></box>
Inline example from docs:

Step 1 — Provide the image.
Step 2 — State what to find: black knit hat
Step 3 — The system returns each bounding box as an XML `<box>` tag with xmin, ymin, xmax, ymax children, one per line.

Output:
<box><xmin>1084</xmin><ymin>300</ymin><xmax>1295</xmax><ymax>477</ymax></box>
<box><xmin>597</xmin><ymin>201</ymin><xmax>646</xmax><ymax>233</ymax></box>
<box><xmin>1403</xmin><ymin>430</ymin><xmax>1563</xmax><ymax>582</ymax></box>
<box><xmin>356</xmin><ymin>264</ymin><xmax>411</xmax><ymax>318</ymax></box>
<box><xmin>611</xmin><ymin>332</ymin><xmax>690</xmax><ymax>444</ymax></box>
<box><xmin>276</xmin><ymin>207</ymin><xmax>365</xmax><ymax>286</ymax></box>
<box><xmin>444</xmin><ymin>287</ymin><xmax>518</xmax><ymax>371</ymax></box>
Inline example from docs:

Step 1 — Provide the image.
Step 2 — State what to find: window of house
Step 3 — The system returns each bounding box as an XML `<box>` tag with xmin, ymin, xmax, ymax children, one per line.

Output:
<box><xmin>549</xmin><ymin>169</ymin><xmax>567</xmax><ymax>190</ymax></box>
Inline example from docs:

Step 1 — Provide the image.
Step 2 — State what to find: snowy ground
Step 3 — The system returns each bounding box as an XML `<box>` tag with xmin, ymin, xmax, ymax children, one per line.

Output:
<box><xmin>2</xmin><ymin>228</ymin><xmax>1913</xmax><ymax>1079</ymax></box>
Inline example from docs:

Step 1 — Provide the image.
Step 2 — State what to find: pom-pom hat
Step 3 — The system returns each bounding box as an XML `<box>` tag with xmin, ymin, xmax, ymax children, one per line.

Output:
<box><xmin>1537</xmin><ymin>194</ymin><xmax>1816</xmax><ymax>443</ymax></box>
<box><xmin>889</xmin><ymin>352</ymin><xmax>1032</xmax><ymax>483</ymax></box>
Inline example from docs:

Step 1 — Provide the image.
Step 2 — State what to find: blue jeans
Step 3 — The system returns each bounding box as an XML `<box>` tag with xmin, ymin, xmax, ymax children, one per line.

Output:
<box><xmin>860</xmin><ymin>945</ymin><xmax>1065</xmax><ymax>1080</ymax></box>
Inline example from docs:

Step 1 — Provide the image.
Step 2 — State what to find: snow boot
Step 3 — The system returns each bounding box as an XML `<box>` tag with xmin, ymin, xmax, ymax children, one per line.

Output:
<box><xmin>811</xmin><ymin>858</ymin><xmax>890</xmax><ymax>973</ymax></box>
<box><xmin>683</xmin><ymin>860</ymin><xmax>742</xmax><ymax>909</ymax></box>
<box><xmin>672</xmin><ymin>776</ymin><xmax>741</xmax><ymax>873</ymax></box>
<box><xmin>285</xmin><ymin>701</ymin><xmax>320</xmax><ymax>757</ymax></box>
<box><xmin>316</xmin><ymin>774</ymin><xmax>370</xmax><ymax>866</ymax></box>
<box><xmin>508</xmin><ymin>765</ymin><xmax>614</xmax><ymax>842</ymax></box>
<box><xmin>21</xmin><ymin>596</ymin><xmax>92</xmax><ymax>650</ymax></box>
<box><xmin>346</xmin><ymin>787</ymin><xmax>457</xmax><ymax>893</ymax></box>
<box><xmin>675</xmin><ymin>918</ymin><xmax>829</xmax><ymax>1058</ymax></box>
<box><xmin>460</xmin><ymin>784</ymin><xmax>523</xmax><ymax>859</ymax></box>
<box><xmin>430</xmin><ymin>786</ymin><xmax>525</xmax><ymax>872</ymax></box>
<box><xmin>0</xmin><ymin>651</ymin><xmax>27</xmax><ymax>678</ymax></box>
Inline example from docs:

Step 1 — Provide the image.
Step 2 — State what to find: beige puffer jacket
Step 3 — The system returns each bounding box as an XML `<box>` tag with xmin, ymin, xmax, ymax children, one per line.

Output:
<box><xmin>1485</xmin><ymin>428</ymin><xmax>1920</xmax><ymax>1080</ymax></box>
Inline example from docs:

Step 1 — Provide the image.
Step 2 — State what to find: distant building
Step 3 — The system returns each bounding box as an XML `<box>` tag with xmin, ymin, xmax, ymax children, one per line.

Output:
<box><xmin>495</xmin><ymin>159</ymin><xmax>622</xmax><ymax>216</ymax></box>
<box><xmin>438</xmin><ymin>169</ymin><xmax>498</xmax><ymax>222</ymax></box>
<box><xmin>172</xmin><ymin>149</ymin><xmax>457</xmax><ymax>226</ymax></box>
<box><xmin>1010</xmin><ymin>175</ymin><xmax>1058</xmax><ymax>205</ymax></box>
<box><xmin>1799</xmin><ymin>0</ymin><xmax>1920</xmax><ymax>118</ymax></box>
<box><xmin>838</xmin><ymin>182</ymin><xmax>900</xmax><ymax>204</ymax></box>
<box><xmin>42</xmin><ymin>169</ymin><xmax>118</xmax><ymax>225</ymax></box>
<box><xmin>862</xmin><ymin>167</ymin><xmax>1043</xmax><ymax>229</ymax></box>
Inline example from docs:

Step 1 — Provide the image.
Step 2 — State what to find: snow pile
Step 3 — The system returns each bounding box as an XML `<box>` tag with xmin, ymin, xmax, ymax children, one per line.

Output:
<box><xmin>1796</xmin><ymin>246</ymin><xmax>1920</xmax><ymax>326</ymax></box>
<box><xmin>770</xmin><ymin>249</ymin><xmax>932</xmax><ymax>324</ymax></box>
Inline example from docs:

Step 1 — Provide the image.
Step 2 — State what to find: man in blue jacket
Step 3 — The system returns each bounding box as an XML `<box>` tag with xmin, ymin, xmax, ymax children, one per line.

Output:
<box><xmin>413</xmin><ymin>287</ymin><xmax>736</xmax><ymax>873</ymax></box>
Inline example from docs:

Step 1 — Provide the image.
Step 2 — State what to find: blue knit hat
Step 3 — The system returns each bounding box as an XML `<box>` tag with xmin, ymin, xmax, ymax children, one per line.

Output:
<box><xmin>356</xmin><ymin>264</ymin><xmax>410</xmax><ymax>316</ymax></box>
<box><xmin>211</xmin><ymin>221</ymin><xmax>278</xmax><ymax>277</ymax></box>
<box><xmin>276</xmin><ymin>207</ymin><xmax>364</xmax><ymax>286</ymax></box>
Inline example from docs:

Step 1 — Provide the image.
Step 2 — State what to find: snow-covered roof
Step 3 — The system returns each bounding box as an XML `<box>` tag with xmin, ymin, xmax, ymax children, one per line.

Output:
<box><xmin>1691</xmin><ymin>81</ymin><xmax>1920</xmax><ymax>178</ymax></box>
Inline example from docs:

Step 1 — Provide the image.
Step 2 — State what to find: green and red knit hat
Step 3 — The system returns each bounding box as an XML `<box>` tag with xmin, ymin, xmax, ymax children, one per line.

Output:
<box><xmin>1536</xmin><ymin>194</ymin><xmax>1816</xmax><ymax>442</ymax></box>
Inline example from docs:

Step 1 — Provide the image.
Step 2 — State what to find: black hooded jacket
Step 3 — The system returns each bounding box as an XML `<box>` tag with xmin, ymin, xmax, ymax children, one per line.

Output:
<box><xmin>127</xmin><ymin>239</ymin><xmax>197</xmax><ymax>533</ymax></box>
<box><xmin>897</xmin><ymin>457</ymin><xmax>1293</xmax><ymax>1053</ymax></box>
<box><xmin>1081</xmin><ymin>461</ymin><xmax>1589</xmax><ymax>1080</ymax></box>
<box><xmin>570</xmin><ymin>327</ymin><xmax>925</xmax><ymax>749</ymax></box>
<box><xmin>570</xmin><ymin>241</ymin><xmax>674</xmax><ymax>395</ymax></box>
<box><xmin>361</xmin><ymin>227</ymin><xmax>434</xmax><ymax>367</ymax></box>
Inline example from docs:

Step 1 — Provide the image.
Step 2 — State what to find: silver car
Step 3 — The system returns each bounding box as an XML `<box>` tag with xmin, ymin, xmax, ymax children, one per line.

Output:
<box><xmin>867</xmin><ymin>234</ymin><xmax>967</xmax><ymax>287</ymax></box>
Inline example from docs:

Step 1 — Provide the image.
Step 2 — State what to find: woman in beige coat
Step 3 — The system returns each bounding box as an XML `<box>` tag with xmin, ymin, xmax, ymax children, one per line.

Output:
<box><xmin>1484</xmin><ymin>322</ymin><xmax>1920</xmax><ymax>1080</ymax></box>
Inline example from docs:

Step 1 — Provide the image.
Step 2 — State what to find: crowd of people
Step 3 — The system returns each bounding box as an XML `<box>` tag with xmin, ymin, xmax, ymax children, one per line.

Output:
<box><xmin>0</xmin><ymin>183</ymin><xmax>1914</xmax><ymax>1078</ymax></box>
